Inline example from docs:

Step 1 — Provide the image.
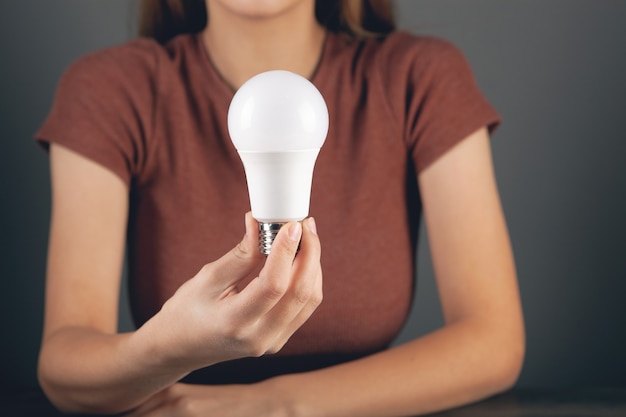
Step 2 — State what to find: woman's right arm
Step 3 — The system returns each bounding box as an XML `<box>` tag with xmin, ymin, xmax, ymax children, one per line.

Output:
<box><xmin>38</xmin><ymin>143</ymin><xmax>186</xmax><ymax>414</ymax></box>
<box><xmin>38</xmin><ymin>144</ymin><xmax>322</xmax><ymax>414</ymax></box>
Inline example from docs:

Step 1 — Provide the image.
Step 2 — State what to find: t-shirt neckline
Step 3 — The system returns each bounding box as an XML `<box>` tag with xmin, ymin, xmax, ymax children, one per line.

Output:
<box><xmin>192</xmin><ymin>30</ymin><xmax>333</xmax><ymax>98</ymax></box>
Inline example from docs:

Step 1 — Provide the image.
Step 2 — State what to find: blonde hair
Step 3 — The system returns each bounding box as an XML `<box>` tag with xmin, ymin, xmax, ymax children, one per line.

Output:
<box><xmin>139</xmin><ymin>0</ymin><xmax>395</xmax><ymax>44</ymax></box>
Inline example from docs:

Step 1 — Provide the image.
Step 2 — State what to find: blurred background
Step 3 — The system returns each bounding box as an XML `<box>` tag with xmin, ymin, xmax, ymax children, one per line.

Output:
<box><xmin>1</xmin><ymin>0</ymin><xmax>625</xmax><ymax>390</ymax></box>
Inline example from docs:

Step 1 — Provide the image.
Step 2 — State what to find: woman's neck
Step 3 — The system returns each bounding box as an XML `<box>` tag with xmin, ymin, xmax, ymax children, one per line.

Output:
<box><xmin>202</xmin><ymin>1</ymin><xmax>326</xmax><ymax>91</ymax></box>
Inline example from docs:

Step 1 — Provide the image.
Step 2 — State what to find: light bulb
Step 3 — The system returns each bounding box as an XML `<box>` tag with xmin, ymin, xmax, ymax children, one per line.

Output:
<box><xmin>228</xmin><ymin>70</ymin><xmax>329</xmax><ymax>254</ymax></box>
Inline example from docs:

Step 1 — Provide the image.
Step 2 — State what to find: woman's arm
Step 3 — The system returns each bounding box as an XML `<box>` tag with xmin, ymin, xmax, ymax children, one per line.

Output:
<box><xmin>38</xmin><ymin>144</ymin><xmax>322</xmax><ymax>414</ymax></box>
<box><xmin>266</xmin><ymin>127</ymin><xmax>525</xmax><ymax>417</ymax></box>
<box><xmin>39</xmin><ymin>144</ymin><xmax>150</xmax><ymax>413</ymax></box>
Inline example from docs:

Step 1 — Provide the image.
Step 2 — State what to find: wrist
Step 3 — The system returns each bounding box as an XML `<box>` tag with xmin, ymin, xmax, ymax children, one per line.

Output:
<box><xmin>262</xmin><ymin>374</ymin><xmax>310</xmax><ymax>417</ymax></box>
<box><xmin>129</xmin><ymin>310</ymin><xmax>194</xmax><ymax>378</ymax></box>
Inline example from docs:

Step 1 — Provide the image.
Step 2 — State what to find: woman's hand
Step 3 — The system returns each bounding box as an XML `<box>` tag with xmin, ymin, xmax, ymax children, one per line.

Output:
<box><xmin>124</xmin><ymin>382</ymin><xmax>287</xmax><ymax>417</ymax></box>
<box><xmin>124</xmin><ymin>382</ymin><xmax>286</xmax><ymax>417</ymax></box>
<box><xmin>137</xmin><ymin>213</ymin><xmax>322</xmax><ymax>373</ymax></box>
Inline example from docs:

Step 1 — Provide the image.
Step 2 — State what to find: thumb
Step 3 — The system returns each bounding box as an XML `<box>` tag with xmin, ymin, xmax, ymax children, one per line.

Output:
<box><xmin>207</xmin><ymin>212</ymin><xmax>263</xmax><ymax>286</ymax></box>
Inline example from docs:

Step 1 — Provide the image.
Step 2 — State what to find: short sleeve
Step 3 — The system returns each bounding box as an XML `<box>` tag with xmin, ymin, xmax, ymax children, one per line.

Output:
<box><xmin>35</xmin><ymin>39</ymin><xmax>160</xmax><ymax>185</ymax></box>
<box><xmin>403</xmin><ymin>37</ymin><xmax>501</xmax><ymax>173</ymax></box>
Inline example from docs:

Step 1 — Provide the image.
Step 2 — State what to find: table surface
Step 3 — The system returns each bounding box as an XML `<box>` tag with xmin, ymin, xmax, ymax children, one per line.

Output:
<box><xmin>431</xmin><ymin>388</ymin><xmax>626</xmax><ymax>417</ymax></box>
<box><xmin>2</xmin><ymin>386</ymin><xmax>625</xmax><ymax>416</ymax></box>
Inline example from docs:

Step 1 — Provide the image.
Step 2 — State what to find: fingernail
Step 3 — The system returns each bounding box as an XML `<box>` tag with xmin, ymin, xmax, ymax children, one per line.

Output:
<box><xmin>289</xmin><ymin>222</ymin><xmax>302</xmax><ymax>242</ymax></box>
<box><xmin>307</xmin><ymin>217</ymin><xmax>317</xmax><ymax>235</ymax></box>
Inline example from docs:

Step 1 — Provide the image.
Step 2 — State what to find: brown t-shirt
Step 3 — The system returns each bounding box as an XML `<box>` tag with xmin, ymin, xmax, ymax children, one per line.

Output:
<box><xmin>37</xmin><ymin>30</ymin><xmax>500</xmax><ymax>382</ymax></box>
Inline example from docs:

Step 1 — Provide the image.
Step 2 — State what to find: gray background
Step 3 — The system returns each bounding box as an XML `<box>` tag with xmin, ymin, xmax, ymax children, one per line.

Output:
<box><xmin>1</xmin><ymin>0</ymin><xmax>625</xmax><ymax>389</ymax></box>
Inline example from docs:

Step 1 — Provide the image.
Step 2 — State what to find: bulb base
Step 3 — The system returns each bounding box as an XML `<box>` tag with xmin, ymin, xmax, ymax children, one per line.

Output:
<box><xmin>258</xmin><ymin>222</ymin><xmax>285</xmax><ymax>255</ymax></box>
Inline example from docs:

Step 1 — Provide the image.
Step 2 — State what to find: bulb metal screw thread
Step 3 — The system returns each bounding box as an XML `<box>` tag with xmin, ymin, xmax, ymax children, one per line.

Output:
<box><xmin>258</xmin><ymin>222</ymin><xmax>285</xmax><ymax>255</ymax></box>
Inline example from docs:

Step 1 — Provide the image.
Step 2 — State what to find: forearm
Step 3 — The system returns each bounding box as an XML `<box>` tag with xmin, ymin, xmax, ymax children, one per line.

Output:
<box><xmin>38</xmin><ymin>325</ymin><xmax>189</xmax><ymax>415</ymax></box>
<box><xmin>271</xmin><ymin>318</ymin><xmax>524</xmax><ymax>417</ymax></box>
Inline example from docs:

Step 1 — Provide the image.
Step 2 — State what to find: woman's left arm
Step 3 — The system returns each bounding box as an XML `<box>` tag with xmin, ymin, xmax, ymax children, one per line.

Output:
<box><xmin>128</xmin><ymin>127</ymin><xmax>524</xmax><ymax>417</ymax></box>
<box><xmin>269</xmin><ymin>127</ymin><xmax>525</xmax><ymax>417</ymax></box>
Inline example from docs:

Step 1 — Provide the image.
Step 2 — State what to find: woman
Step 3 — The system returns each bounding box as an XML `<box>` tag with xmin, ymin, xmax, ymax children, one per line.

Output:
<box><xmin>36</xmin><ymin>0</ymin><xmax>525</xmax><ymax>415</ymax></box>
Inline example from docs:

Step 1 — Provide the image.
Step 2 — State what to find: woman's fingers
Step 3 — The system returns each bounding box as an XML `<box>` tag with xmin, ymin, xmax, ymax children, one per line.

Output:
<box><xmin>233</xmin><ymin>218</ymin><xmax>322</xmax><ymax>354</ymax></box>
<box><xmin>232</xmin><ymin>221</ymin><xmax>303</xmax><ymax>321</ymax></box>
<box><xmin>268</xmin><ymin>264</ymin><xmax>323</xmax><ymax>353</ymax></box>
<box><xmin>205</xmin><ymin>212</ymin><xmax>264</xmax><ymax>288</ymax></box>
<box><xmin>261</xmin><ymin>217</ymin><xmax>323</xmax><ymax>350</ymax></box>
<box><xmin>270</xmin><ymin>217</ymin><xmax>321</xmax><ymax>314</ymax></box>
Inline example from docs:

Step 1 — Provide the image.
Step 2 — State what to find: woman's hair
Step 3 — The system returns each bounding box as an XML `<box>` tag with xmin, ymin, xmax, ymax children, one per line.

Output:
<box><xmin>139</xmin><ymin>0</ymin><xmax>395</xmax><ymax>44</ymax></box>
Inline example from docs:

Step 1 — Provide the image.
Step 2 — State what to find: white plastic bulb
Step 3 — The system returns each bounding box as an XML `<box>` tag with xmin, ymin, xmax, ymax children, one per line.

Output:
<box><xmin>228</xmin><ymin>70</ymin><xmax>329</xmax><ymax>254</ymax></box>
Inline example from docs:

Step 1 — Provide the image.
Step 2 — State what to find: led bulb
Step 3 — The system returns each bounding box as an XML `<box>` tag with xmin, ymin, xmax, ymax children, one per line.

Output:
<box><xmin>228</xmin><ymin>70</ymin><xmax>329</xmax><ymax>254</ymax></box>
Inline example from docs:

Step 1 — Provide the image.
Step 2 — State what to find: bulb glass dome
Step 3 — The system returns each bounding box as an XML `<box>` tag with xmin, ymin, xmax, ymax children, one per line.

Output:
<box><xmin>228</xmin><ymin>70</ymin><xmax>328</xmax><ymax>151</ymax></box>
